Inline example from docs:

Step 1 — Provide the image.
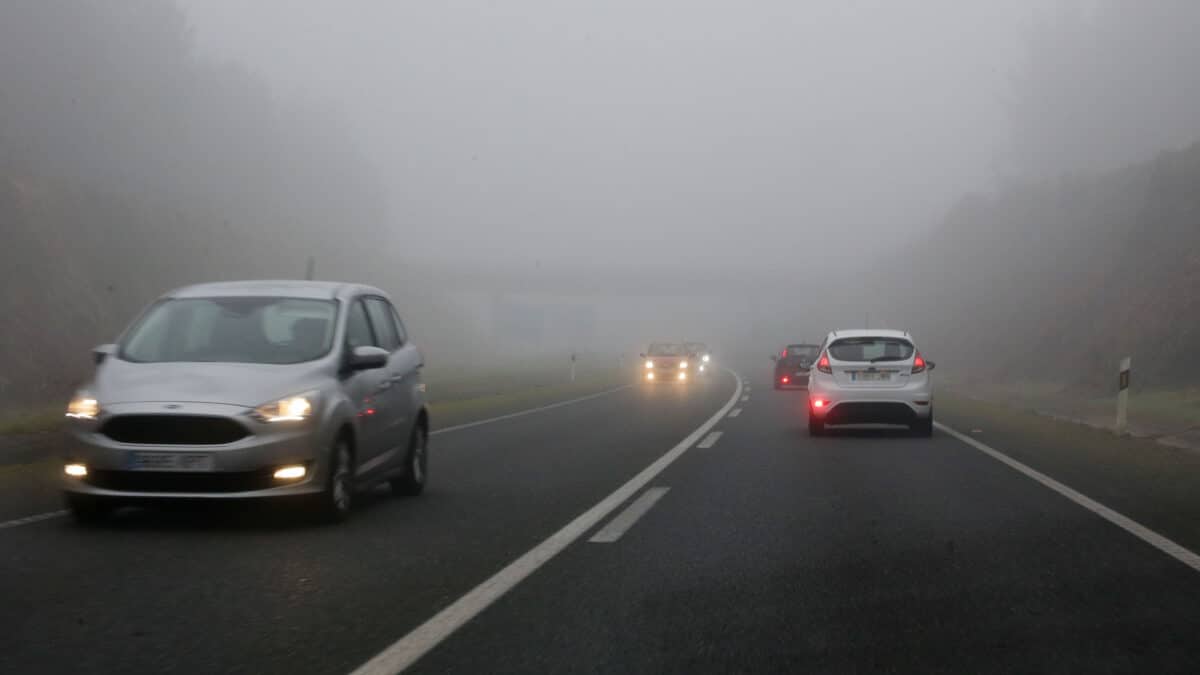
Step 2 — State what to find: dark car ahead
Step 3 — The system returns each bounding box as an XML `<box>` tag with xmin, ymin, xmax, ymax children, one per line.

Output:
<box><xmin>772</xmin><ymin>343</ymin><xmax>820</xmax><ymax>389</ymax></box>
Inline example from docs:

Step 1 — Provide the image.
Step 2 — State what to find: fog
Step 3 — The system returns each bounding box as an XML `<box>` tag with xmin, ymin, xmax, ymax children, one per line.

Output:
<box><xmin>5</xmin><ymin>0</ymin><xmax>1200</xmax><ymax>405</ymax></box>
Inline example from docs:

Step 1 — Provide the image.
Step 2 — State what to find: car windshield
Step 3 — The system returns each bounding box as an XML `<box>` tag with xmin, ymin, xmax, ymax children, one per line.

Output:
<box><xmin>685</xmin><ymin>343</ymin><xmax>706</xmax><ymax>353</ymax></box>
<box><xmin>828</xmin><ymin>337</ymin><xmax>915</xmax><ymax>363</ymax></box>
<box><xmin>120</xmin><ymin>297</ymin><xmax>337</xmax><ymax>364</ymax></box>
<box><xmin>648</xmin><ymin>343</ymin><xmax>685</xmax><ymax>356</ymax></box>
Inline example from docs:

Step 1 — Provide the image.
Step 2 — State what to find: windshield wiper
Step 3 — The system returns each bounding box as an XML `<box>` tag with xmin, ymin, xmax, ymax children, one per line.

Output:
<box><xmin>868</xmin><ymin>355</ymin><xmax>906</xmax><ymax>363</ymax></box>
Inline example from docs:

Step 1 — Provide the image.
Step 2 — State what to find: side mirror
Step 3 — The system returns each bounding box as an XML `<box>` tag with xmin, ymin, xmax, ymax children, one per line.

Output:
<box><xmin>93</xmin><ymin>344</ymin><xmax>116</xmax><ymax>365</ymax></box>
<box><xmin>927</xmin><ymin>361</ymin><xmax>936</xmax><ymax>371</ymax></box>
<box><xmin>348</xmin><ymin>345</ymin><xmax>389</xmax><ymax>371</ymax></box>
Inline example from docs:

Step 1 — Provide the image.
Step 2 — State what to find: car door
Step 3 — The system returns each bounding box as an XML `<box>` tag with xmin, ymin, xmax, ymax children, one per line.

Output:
<box><xmin>341</xmin><ymin>297</ymin><xmax>392</xmax><ymax>475</ymax></box>
<box><xmin>363</xmin><ymin>296</ymin><xmax>419</xmax><ymax>474</ymax></box>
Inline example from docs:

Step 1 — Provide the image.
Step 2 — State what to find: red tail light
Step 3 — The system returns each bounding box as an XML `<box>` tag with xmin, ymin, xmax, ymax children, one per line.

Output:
<box><xmin>816</xmin><ymin>352</ymin><xmax>832</xmax><ymax>374</ymax></box>
<box><xmin>781</xmin><ymin>349</ymin><xmax>787</xmax><ymax>358</ymax></box>
<box><xmin>911</xmin><ymin>352</ymin><xmax>927</xmax><ymax>375</ymax></box>
<box><xmin>781</xmin><ymin>376</ymin><xmax>790</xmax><ymax>384</ymax></box>
<box><xmin>813</xmin><ymin>399</ymin><xmax>826</xmax><ymax>408</ymax></box>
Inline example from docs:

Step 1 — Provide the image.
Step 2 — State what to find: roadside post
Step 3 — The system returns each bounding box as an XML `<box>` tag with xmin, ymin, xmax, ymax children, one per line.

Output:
<box><xmin>570</xmin><ymin>352</ymin><xmax>577</xmax><ymax>383</ymax></box>
<box><xmin>1116</xmin><ymin>356</ymin><xmax>1131</xmax><ymax>434</ymax></box>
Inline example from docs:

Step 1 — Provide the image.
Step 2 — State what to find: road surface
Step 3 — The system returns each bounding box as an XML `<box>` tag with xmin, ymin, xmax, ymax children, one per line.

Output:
<box><xmin>3</xmin><ymin>361</ymin><xmax>1200</xmax><ymax>674</ymax></box>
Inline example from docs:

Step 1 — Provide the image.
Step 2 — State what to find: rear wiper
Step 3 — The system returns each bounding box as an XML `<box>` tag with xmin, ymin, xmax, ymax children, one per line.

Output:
<box><xmin>868</xmin><ymin>356</ymin><xmax>906</xmax><ymax>363</ymax></box>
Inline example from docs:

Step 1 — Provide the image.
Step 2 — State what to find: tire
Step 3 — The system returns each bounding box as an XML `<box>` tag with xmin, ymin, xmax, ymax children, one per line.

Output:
<box><xmin>65</xmin><ymin>494</ymin><xmax>113</xmax><ymax>525</ymax></box>
<box><xmin>314</xmin><ymin>438</ymin><xmax>354</xmax><ymax>523</ymax></box>
<box><xmin>911</xmin><ymin>412</ymin><xmax>934</xmax><ymax>437</ymax></box>
<box><xmin>391</xmin><ymin>424</ymin><xmax>428</xmax><ymax>497</ymax></box>
<box><xmin>808</xmin><ymin>414</ymin><xmax>825</xmax><ymax>436</ymax></box>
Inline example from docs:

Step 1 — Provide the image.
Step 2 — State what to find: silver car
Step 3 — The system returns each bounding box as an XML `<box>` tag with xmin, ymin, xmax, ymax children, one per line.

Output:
<box><xmin>62</xmin><ymin>280</ymin><xmax>429</xmax><ymax>523</ymax></box>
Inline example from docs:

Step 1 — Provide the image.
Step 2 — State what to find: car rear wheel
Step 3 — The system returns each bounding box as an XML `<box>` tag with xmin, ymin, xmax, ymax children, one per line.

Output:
<box><xmin>65</xmin><ymin>494</ymin><xmax>114</xmax><ymax>525</ymax></box>
<box><xmin>314</xmin><ymin>439</ymin><xmax>353</xmax><ymax>523</ymax></box>
<box><xmin>808</xmin><ymin>414</ymin><xmax>824</xmax><ymax>436</ymax></box>
<box><xmin>911</xmin><ymin>411</ymin><xmax>934</xmax><ymax>437</ymax></box>
<box><xmin>391</xmin><ymin>424</ymin><xmax>428</xmax><ymax>497</ymax></box>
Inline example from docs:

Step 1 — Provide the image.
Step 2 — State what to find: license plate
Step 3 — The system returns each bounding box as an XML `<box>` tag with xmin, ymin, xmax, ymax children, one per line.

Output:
<box><xmin>851</xmin><ymin>371</ymin><xmax>890</xmax><ymax>382</ymax></box>
<box><xmin>126</xmin><ymin>452</ymin><xmax>215</xmax><ymax>472</ymax></box>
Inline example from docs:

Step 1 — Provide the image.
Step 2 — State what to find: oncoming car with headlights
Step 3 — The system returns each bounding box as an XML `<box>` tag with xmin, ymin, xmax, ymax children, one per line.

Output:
<box><xmin>61</xmin><ymin>280</ymin><xmax>430</xmax><ymax>524</ymax></box>
<box><xmin>640</xmin><ymin>342</ymin><xmax>694</xmax><ymax>383</ymax></box>
<box><xmin>684</xmin><ymin>342</ymin><xmax>712</xmax><ymax>375</ymax></box>
<box><xmin>806</xmin><ymin>329</ymin><xmax>935</xmax><ymax>437</ymax></box>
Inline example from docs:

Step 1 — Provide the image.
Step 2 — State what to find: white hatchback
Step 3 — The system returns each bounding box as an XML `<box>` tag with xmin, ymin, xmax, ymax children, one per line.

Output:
<box><xmin>806</xmin><ymin>329</ymin><xmax>935</xmax><ymax>436</ymax></box>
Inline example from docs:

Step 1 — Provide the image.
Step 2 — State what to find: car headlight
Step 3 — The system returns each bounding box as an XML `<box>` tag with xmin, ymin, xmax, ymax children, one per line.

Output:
<box><xmin>702</xmin><ymin>354</ymin><xmax>711</xmax><ymax>363</ymax></box>
<box><xmin>66</xmin><ymin>393</ymin><xmax>100</xmax><ymax>420</ymax></box>
<box><xmin>253</xmin><ymin>392</ymin><xmax>317</xmax><ymax>422</ymax></box>
<box><xmin>645</xmin><ymin>360</ymin><xmax>654</xmax><ymax>369</ymax></box>
<box><xmin>679</xmin><ymin>361</ymin><xmax>688</xmax><ymax>369</ymax></box>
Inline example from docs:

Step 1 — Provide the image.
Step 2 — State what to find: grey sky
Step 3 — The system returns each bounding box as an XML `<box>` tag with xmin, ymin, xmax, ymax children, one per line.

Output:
<box><xmin>178</xmin><ymin>1</ymin><xmax>1042</xmax><ymax>268</ymax></box>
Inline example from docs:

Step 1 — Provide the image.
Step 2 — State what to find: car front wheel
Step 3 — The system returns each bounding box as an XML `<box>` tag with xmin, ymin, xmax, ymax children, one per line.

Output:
<box><xmin>314</xmin><ymin>438</ymin><xmax>354</xmax><ymax>522</ymax></box>
<box><xmin>391</xmin><ymin>424</ymin><xmax>428</xmax><ymax>497</ymax></box>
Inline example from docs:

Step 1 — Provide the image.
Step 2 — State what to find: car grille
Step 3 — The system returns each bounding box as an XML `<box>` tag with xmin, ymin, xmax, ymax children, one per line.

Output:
<box><xmin>85</xmin><ymin>469</ymin><xmax>276</xmax><ymax>493</ymax></box>
<box><xmin>99</xmin><ymin>415</ymin><xmax>250</xmax><ymax>445</ymax></box>
<box><xmin>825</xmin><ymin>402</ymin><xmax>916</xmax><ymax>425</ymax></box>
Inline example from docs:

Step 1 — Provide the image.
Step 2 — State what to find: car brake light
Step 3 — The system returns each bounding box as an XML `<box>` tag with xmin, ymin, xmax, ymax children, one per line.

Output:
<box><xmin>911</xmin><ymin>352</ymin><xmax>927</xmax><ymax>375</ymax></box>
<box><xmin>781</xmin><ymin>376</ymin><xmax>789</xmax><ymax>384</ymax></box>
<box><xmin>816</xmin><ymin>352</ymin><xmax>831</xmax><ymax>374</ymax></box>
<box><xmin>813</xmin><ymin>399</ymin><xmax>826</xmax><ymax>408</ymax></box>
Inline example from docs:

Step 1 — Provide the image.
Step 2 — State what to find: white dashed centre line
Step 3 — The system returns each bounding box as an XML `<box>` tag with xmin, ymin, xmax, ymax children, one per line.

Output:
<box><xmin>728</xmin><ymin>408</ymin><xmax>742</xmax><ymax>418</ymax></box>
<box><xmin>588</xmin><ymin>487</ymin><xmax>671</xmax><ymax>543</ymax></box>
<box><xmin>697</xmin><ymin>431</ymin><xmax>723</xmax><ymax>449</ymax></box>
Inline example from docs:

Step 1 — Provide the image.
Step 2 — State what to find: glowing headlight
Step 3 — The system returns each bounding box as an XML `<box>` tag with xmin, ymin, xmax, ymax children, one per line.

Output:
<box><xmin>66</xmin><ymin>394</ymin><xmax>100</xmax><ymax>420</ymax></box>
<box><xmin>253</xmin><ymin>393</ymin><xmax>316</xmax><ymax>422</ymax></box>
<box><xmin>702</xmin><ymin>354</ymin><xmax>711</xmax><ymax>363</ymax></box>
<box><xmin>699</xmin><ymin>365</ymin><xmax>706</xmax><ymax>372</ymax></box>
<box><xmin>679</xmin><ymin>361</ymin><xmax>688</xmax><ymax>369</ymax></box>
<box><xmin>645</xmin><ymin>360</ymin><xmax>654</xmax><ymax>369</ymax></box>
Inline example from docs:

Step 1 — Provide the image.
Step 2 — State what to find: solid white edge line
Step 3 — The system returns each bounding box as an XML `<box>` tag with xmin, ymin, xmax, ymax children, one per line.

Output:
<box><xmin>0</xmin><ymin>510</ymin><xmax>67</xmax><ymax>530</ymax></box>
<box><xmin>348</xmin><ymin>370</ymin><xmax>743</xmax><ymax>675</ymax></box>
<box><xmin>937</xmin><ymin>422</ymin><xmax>1200</xmax><ymax>573</ymax></box>
<box><xmin>697</xmin><ymin>431</ymin><xmax>723</xmax><ymax>449</ymax></box>
<box><xmin>0</xmin><ymin>385</ymin><xmax>636</xmax><ymax>533</ymax></box>
<box><xmin>588</xmin><ymin>487</ymin><xmax>671</xmax><ymax>543</ymax></box>
<box><xmin>431</xmin><ymin>384</ymin><xmax>633</xmax><ymax>436</ymax></box>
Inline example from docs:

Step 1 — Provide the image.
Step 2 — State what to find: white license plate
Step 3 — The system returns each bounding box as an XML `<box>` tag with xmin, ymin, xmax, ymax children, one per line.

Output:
<box><xmin>126</xmin><ymin>452</ymin><xmax>215</xmax><ymax>472</ymax></box>
<box><xmin>851</xmin><ymin>372</ymin><xmax>890</xmax><ymax>382</ymax></box>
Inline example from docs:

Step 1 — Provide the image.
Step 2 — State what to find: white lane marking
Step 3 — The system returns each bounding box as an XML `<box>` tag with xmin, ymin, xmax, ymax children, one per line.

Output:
<box><xmin>741</xmin><ymin>395</ymin><xmax>750</xmax><ymax>402</ymax></box>
<box><xmin>728</xmin><ymin>408</ymin><xmax>742</xmax><ymax>418</ymax></box>
<box><xmin>349</xmin><ymin>370</ymin><xmax>743</xmax><ymax>675</ymax></box>
<box><xmin>938</xmin><ymin>422</ymin><xmax>1200</xmax><ymax>573</ymax></box>
<box><xmin>431</xmin><ymin>385</ymin><xmax>631</xmax><ymax>436</ymax></box>
<box><xmin>0</xmin><ymin>510</ymin><xmax>67</xmax><ymax>530</ymax></box>
<box><xmin>0</xmin><ymin>385</ymin><xmax>635</xmax><ymax>533</ymax></box>
<box><xmin>697</xmin><ymin>431</ymin><xmax>723</xmax><ymax>449</ymax></box>
<box><xmin>588</xmin><ymin>487</ymin><xmax>671</xmax><ymax>543</ymax></box>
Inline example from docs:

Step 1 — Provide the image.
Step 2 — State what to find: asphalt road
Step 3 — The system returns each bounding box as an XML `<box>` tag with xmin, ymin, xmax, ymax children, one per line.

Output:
<box><xmin>4</xmin><ymin>363</ymin><xmax>1200</xmax><ymax>674</ymax></box>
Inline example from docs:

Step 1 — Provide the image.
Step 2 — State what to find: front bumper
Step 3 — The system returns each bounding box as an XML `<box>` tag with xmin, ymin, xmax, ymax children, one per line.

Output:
<box><xmin>62</xmin><ymin>403</ymin><xmax>328</xmax><ymax>500</ymax></box>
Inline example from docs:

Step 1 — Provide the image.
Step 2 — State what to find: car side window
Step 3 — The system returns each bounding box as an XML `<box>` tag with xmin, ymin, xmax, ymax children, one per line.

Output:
<box><xmin>344</xmin><ymin>299</ymin><xmax>375</xmax><ymax>350</ymax></box>
<box><xmin>364</xmin><ymin>297</ymin><xmax>400</xmax><ymax>351</ymax></box>
<box><xmin>390</xmin><ymin>306</ymin><xmax>408</xmax><ymax>346</ymax></box>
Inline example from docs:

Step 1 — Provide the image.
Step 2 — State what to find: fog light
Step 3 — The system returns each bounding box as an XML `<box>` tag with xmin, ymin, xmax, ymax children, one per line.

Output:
<box><xmin>699</xmin><ymin>365</ymin><xmax>706</xmax><ymax>372</ymax></box>
<box><xmin>646</xmin><ymin>372</ymin><xmax>655</xmax><ymax>380</ymax></box>
<box><xmin>273</xmin><ymin>465</ymin><xmax>307</xmax><ymax>480</ymax></box>
<box><xmin>678</xmin><ymin>372</ymin><xmax>687</xmax><ymax>381</ymax></box>
<box><xmin>64</xmin><ymin>463</ymin><xmax>88</xmax><ymax>477</ymax></box>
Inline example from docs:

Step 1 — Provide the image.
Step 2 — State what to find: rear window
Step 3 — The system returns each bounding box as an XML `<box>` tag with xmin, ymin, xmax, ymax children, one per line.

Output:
<box><xmin>786</xmin><ymin>345</ymin><xmax>819</xmax><ymax>359</ymax></box>
<box><xmin>828</xmin><ymin>337</ymin><xmax>914</xmax><ymax>363</ymax></box>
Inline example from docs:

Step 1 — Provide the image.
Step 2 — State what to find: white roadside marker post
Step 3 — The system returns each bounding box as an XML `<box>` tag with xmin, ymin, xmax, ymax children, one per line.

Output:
<box><xmin>570</xmin><ymin>352</ymin><xmax>577</xmax><ymax>383</ymax></box>
<box><xmin>1116</xmin><ymin>356</ymin><xmax>1131</xmax><ymax>434</ymax></box>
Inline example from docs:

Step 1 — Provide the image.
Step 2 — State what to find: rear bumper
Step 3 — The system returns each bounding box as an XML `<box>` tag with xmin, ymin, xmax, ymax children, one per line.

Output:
<box><xmin>808</xmin><ymin>382</ymin><xmax>932</xmax><ymax>424</ymax></box>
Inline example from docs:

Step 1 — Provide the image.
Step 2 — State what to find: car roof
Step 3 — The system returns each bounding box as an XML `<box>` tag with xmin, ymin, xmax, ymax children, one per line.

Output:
<box><xmin>165</xmin><ymin>280</ymin><xmax>385</xmax><ymax>301</ymax></box>
<box><xmin>786</xmin><ymin>343</ymin><xmax>820</xmax><ymax>348</ymax></box>
<box><xmin>826</xmin><ymin>328</ymin><xmax>912</xmax><ymax>340</ymax></box>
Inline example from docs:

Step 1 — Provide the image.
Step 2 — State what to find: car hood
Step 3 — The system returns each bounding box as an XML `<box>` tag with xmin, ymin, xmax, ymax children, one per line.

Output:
<box><xmin>93</xmin><ymin>359</ymin><xmax>330</xmax><ymax>408</ymax></box>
